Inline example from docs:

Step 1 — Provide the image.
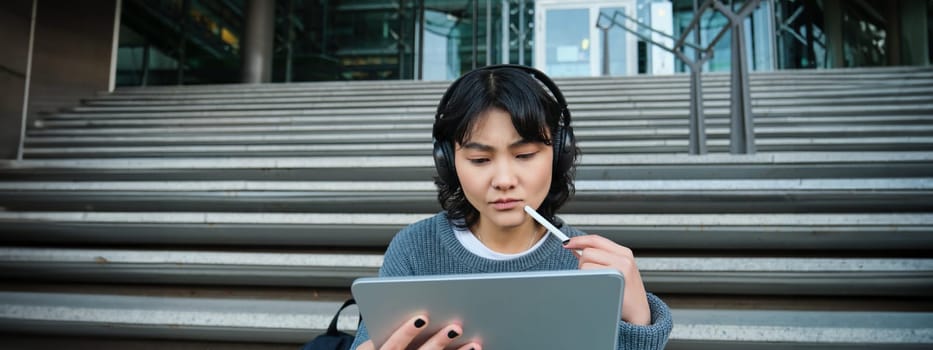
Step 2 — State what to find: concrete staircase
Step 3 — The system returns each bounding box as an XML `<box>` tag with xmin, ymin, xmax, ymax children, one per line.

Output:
<box><xmin>1</xmin><ymin>66</ymin><xmax>933</xmax><ymax>349</ymax></box>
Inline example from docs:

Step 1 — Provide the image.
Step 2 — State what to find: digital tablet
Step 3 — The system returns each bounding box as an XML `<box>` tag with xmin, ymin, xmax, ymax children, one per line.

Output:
<box><xmin>351</xmin><ymin>269</ymin><xmax>624</xmax><ymax>349</ymax></box>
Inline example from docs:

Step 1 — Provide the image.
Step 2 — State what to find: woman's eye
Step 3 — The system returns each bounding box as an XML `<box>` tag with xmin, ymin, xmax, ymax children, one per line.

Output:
<box><xmin>469</xmin><ymin>158</ymin><xmax>490</xmax><ymax>164</ymax></box>
<box><xmin>517</xmin><ymin>152</ymin><xmax>536</xmax><ymax>159</ymax></box>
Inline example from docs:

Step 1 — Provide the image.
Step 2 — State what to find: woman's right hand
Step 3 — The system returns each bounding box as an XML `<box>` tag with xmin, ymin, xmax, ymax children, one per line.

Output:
<box><xmin>356</xmin><ymin>315</ymin><xmax>481</xmax><ymax>350</ymax></box>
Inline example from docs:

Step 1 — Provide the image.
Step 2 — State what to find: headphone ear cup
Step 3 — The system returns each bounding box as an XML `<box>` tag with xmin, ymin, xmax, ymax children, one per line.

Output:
<box><xmin>553</xmin><ymin>126</ymin><xmax>576</xmax><ymax>176</ymax></box>
<box><xmin>433</xmin><ymin>140</ymin><xmax>457</xmax><ymax>185</ymax></box>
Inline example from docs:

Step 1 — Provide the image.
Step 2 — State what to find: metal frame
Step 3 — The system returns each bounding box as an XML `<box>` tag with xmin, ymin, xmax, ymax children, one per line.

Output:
<box><xmin>109</xmin><ymin>0</ymin><xmax>123</xmax><ymax>92</ymax></box>
<box><xmin>18</xmin><ymin>0</ymin><xmax>38</xmax><ymax>161</ymax></box>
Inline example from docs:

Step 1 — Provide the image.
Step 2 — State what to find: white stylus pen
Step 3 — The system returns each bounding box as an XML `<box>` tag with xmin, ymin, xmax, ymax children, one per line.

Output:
<box><xmin>524</xmin><ymin>205</ymin><xmax>571</xmax><ymax>244</ymax></box>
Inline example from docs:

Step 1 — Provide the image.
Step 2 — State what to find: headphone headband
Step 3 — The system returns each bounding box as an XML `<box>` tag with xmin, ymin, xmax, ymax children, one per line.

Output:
<box><xmin>435</xmin><ymin>64</ymin><xmax>572</xmax><ymax>126</ymax></box>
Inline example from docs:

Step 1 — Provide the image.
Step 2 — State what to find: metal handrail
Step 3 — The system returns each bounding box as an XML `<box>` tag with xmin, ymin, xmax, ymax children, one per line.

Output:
<box><xmin>596</xmin><ymin>0</ymin><xmax>761</xmax><ymax>154</ymax></box>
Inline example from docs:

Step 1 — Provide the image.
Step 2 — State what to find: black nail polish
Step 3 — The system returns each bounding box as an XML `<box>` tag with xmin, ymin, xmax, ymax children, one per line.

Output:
<box><xmin>414</xmin><ymin>318</ymin><xmax>426</xmax><ymax>328</ymax></box>
<box><xmin>447</xmin><ymin>330</ymin><xmax>459</xmax><ymax>339</ymax></box>
<box><xmin>562</xmin><ymin>239</ymin><xmax>570</xmax><ymax>246</ymax></box>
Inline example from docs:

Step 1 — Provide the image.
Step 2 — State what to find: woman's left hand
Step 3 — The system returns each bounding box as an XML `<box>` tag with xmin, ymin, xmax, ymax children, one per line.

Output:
<box><xmin>563</xmin><ymin>235</ymin><xmax>651</xmax><ymax>326</ymax></box>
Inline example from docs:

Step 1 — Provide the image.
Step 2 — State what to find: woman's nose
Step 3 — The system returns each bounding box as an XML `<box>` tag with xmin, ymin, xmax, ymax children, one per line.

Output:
<box><xmin>491</xmin><ymin>161</ymin><xmax>517</xmax><ymax>190</ymax></box>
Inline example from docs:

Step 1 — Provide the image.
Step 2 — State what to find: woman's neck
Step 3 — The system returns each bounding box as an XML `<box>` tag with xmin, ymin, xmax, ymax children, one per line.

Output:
<box><xmin>471</xmin><ymin>218</ymin><xmax>542</xmax><ymax>254</ymax></box>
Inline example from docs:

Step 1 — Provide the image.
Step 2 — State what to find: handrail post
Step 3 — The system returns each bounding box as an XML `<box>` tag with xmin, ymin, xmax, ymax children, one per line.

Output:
<box><xmin>674</xmin><ymin>50</ymin><xmax>707</xmax><ymax>155</ymax></box>
<box><xmin>689</xmin><ymin>66</ymin><xmax>707</xmax><ymax>154</ymax></box>
<box><xmin>715</xmin><ymin>0</ymin><xmax>759</xmax><ymax>154</ymax></box>
<box><xmin>601</xmin><ymin>27</ymin><xmax>610</xmax><ymax>76</ymax></box>
<box><xmin>729</xmin><ymin>20</ymin><xmax>755</xmax><ymax>154</ymax></box>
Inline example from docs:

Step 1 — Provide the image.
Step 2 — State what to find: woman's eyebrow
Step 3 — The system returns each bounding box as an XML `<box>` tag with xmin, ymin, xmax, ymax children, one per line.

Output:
<box><xmin>461</xmin><ymin>139</ymin><xmax>536</xmax><ymax>152</ymax></box>
<box><xmin>460</xmin><ymin>142</ymin><xmax>494</xmax><ymax>152</ymax></box>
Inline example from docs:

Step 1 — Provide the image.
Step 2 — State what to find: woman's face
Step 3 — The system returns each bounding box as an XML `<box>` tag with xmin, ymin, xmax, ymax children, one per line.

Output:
<box><xmin>454</xmin><ymin>107</ymin><xmax>553</xmax><ymax>233</ymax></box>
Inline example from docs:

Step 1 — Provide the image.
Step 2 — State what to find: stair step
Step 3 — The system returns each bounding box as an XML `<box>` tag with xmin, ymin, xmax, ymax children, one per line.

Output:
<box><xmin>36</xmin><ymin>114</ymin><xmax>928</xmax><ymax>132</ymax></box>
<box><xmin>105</xmin><ymin>66</ymin><xmax>933</xmax><ymax>94</ymax></box>
<box><xmin>103</xmin><ymin>79</ymin><xmax>933</xmax><ymax>101</ymax></box>
<box><xmin>0</xmin><ymin>211</ymin><xmax>931</xmax><ymax>250</ymax></box>
<box><xmin>33</xmin><ymin>114</ymin><xmax>933</xmax><ymax>130</ymax></box>
<box><xmin>20</xmin><ymin>139</ymin><xmax>933</xmax><ymax>158</ymax></box>
<box><xmin>66</xmin><ymin>96</ymin><xmax>933</xmax><ymax>114</ymax></box>
<box><xmin>1</xmin><ymin>178</ymin><xmax>930</xmax><ymax>213</ymax></box>
<box><xmin>1</xmin><ymin>291</ymin><xmax>931</xmax><ymax>348</ymax></box>
<box><xmin>42</xmin><ymin>104</ymin><xmax>933</xmax><ymax>124</ymax></box>
<box><xmin>0</xmin><ymin>291</ymin><xmax>355</xmax><ymax>343</ymax></box>
<box><xmin>1</xmin><ymin>248</ymin><xmax>930</xmax><ymax>295</ymax></box>
<box><xmin>22</xmin><ymin>127</ymin><xmax>933</xmax><ymax>147</ymax></box>
<box><xmin>82</xmin><ymin>87</ymin><xmax>933</xmax><ymax>106</ymax></box>
<box><xmin>27</xmin><ymin>123</ymin><xmax>933</xmax><ymax>138</ymax></box>
<box><xmin>25</xmin><ymin>143</ymin><xmax>933</xmax><ymax>158</ymax></box>
<box><xmin>3</xmin><ymin>152</ymin><xmax>930</xmax><ymax>181</ymax></box>
<box><xmin>667</xmin><ymin>309</ymin><xmax>933</xmax><ymax>349</ymax></box>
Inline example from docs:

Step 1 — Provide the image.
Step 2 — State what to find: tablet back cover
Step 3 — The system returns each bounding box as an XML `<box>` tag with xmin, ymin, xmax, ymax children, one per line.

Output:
<box><xmin>352</xmin><ymin>269</ymin><xmax>623</xmax><ymax>350</ymax></box>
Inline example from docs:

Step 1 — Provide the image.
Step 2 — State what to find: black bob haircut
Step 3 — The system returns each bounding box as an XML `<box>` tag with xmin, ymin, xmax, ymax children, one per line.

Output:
<box><xmin>432</xmin><ymin>66</ymin><xmax>579</xmax><ymax>228</ymax></box>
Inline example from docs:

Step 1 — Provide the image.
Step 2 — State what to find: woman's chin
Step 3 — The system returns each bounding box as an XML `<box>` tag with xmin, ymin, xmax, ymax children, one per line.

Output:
<box><xmin>483</xmin><ymin>210</ymin><xmax>527</xmax><ymax>229</ymax></box>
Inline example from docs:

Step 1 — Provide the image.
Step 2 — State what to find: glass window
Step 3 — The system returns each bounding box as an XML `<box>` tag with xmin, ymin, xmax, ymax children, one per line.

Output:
<box><xmin>544</xmin><ymin>8</ymin><xmax>590</xmax><ymax>77</ymax></box>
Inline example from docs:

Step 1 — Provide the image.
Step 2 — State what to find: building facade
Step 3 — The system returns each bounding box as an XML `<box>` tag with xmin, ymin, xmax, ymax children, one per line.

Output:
<box><xmin>113</xmin><ymin>0</ymin><xmax>932</xmax><ymax>86</ymax></box>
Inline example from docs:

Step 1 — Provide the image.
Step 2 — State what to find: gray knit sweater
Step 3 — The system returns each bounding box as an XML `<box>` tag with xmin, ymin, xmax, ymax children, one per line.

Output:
<box><xmin>350</xmin><ymin>212</ymin><xmax>673</xmax><ymax>349</ymax></box>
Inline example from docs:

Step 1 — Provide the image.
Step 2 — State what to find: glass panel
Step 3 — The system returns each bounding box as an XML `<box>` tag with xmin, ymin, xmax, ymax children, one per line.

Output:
<box><xmin>422</xmin><ymin>9</ymin><xmax>459</xmax><ymax>80</ymax></box>
<box><xmin>774</xmin><ymin>0</ymin><xmax>826</xmax><ymax>69</ymax></box>
<box><xmin>117</xmin><ymin>0</ymin><xmax>243</xmax><ymax>86</ymax></box>
<box><xmin>328</xmin><ymin>3</ymin><xmax>412</xmax><ymax>80</ymax></box>
<box><xmin>841</xmin><ymin>1</ymin><xmax>888</xmax><ymax>67</ymax></box>
<box><xmin>749</xmin><ymin>1</ymin><xmax>774</xmax><ymax>71</ymax></box>
<box><xmin>506</xmin><ymin>0</ymin><xmax>534</xmax><ymax>66</ymax></box>
<box><xmin>545</xmin><ymin>8</ymin><xmax>590</xmax><ymax>77</ymax></box>
<box><xmin>648</xmin><ymin>1</ymin><xmax>675</xmax><ymax>75</ymax></box>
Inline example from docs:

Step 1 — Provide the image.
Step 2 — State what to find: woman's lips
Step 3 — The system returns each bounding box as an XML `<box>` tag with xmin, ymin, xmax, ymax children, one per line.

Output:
<box><xmin>491</xmin><ymin>199</ymin><xmax>521</xmax><ymax>210</ymax></box>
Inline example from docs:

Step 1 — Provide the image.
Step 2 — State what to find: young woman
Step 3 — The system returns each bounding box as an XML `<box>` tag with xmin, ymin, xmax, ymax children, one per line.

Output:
<box><xmin>351</xmin><ymin>65</ymin><xmax>672</xmax><ymax>350</ymax></box>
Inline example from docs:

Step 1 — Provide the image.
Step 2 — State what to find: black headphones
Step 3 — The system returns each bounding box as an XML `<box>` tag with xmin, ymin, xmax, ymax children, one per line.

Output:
<box><xmin>432</xmin><ymin>64</ymin><xmax>576</xmax><ymax>187</ymax></box>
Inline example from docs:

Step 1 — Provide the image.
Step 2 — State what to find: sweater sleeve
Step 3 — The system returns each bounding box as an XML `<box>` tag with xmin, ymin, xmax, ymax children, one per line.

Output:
<box><xmin>615</xmin><ymin>293</ymin><xmax>673</xmax><ymax>350</ymax></box>
<box><xmin>350</xmin><ymin>227</ymin><xmax>418</xmax><ymax>350</ymax></box>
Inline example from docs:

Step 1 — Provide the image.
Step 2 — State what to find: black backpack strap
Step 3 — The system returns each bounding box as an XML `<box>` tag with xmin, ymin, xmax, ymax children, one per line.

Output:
<box><xmin>326</xmin><ymin>298</ymin><xmax>357</xmax><ymax>335</ymax></box>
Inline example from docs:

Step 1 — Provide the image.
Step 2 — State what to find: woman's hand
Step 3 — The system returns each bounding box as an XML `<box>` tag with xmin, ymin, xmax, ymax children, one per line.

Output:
<box><xmin>355</xmin><ymin>315</ymin><xmax>481</xmax><ymax>350</ymax></box>
<box><xmin>563</xmin><ymin>235</ymin><xmax>651</xmax><ymax>326</ymax></box>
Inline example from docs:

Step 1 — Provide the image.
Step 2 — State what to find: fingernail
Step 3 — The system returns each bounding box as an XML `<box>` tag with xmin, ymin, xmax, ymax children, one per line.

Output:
<box><xmin>562</xmin><ymin>239</ymin><xmax>570</xmax><ymax>246</ymax></box>
<box><xmin>447</xmin><ymin>330</ymin><xmax>459</xmax><ymax>339</ymax></box>
<box><xmin>414</xmin><ymin>318</ymin><xmax>426</xmax><ymax>328</ymax></box>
